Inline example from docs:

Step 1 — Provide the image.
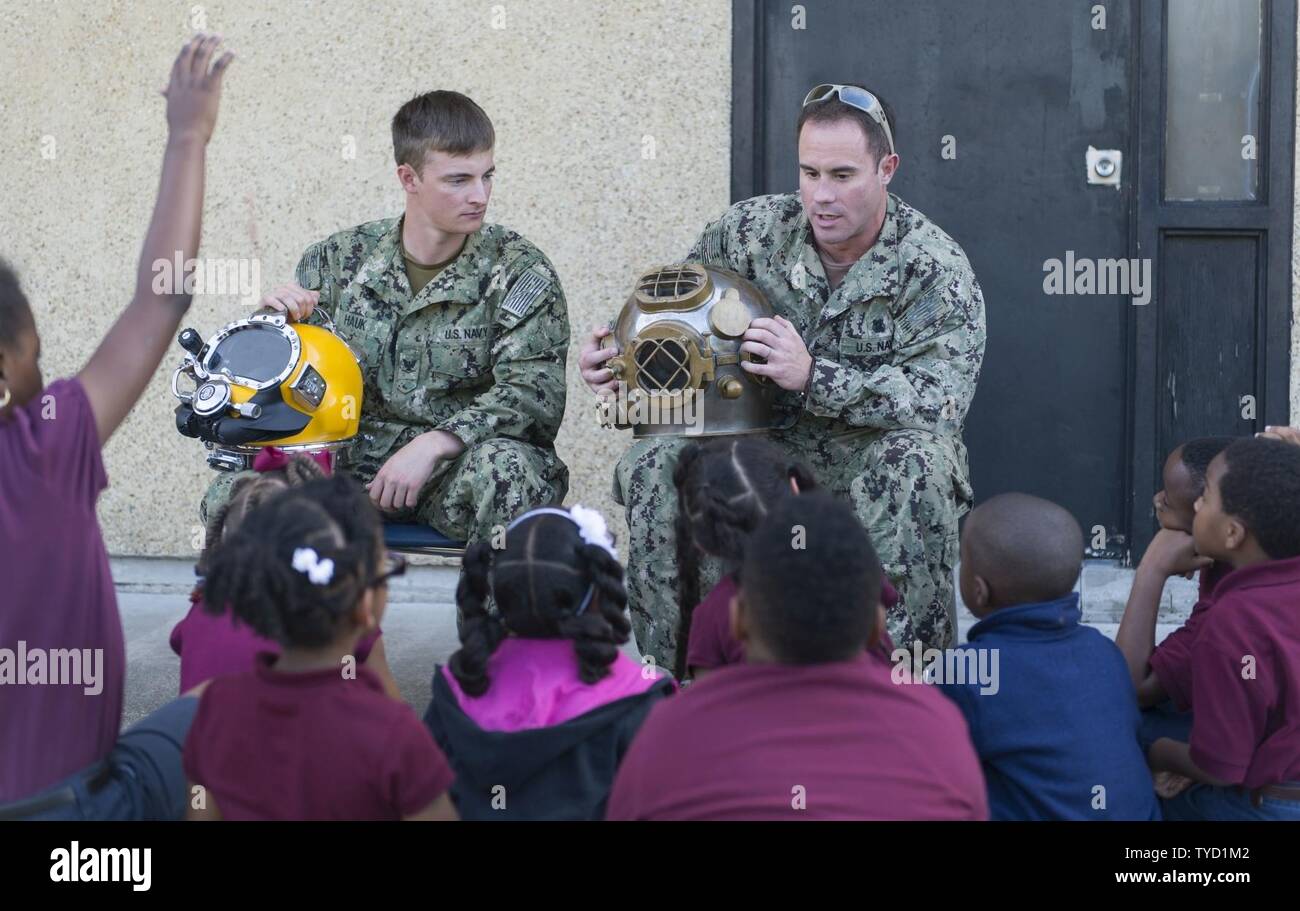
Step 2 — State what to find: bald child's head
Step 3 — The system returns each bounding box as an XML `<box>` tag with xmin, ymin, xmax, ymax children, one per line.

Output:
<box><xmin>959</xmin><ymin>493</ymin><xmax>1083</xmax><ymax>615</ymax></box>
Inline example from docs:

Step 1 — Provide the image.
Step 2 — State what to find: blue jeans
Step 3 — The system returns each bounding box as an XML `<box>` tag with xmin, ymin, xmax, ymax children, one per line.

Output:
<box><xmin>1139</xmin><ymin>700</ymin><xmax>1194</xmax><ymax>755</ymax></box>
<box><xmin>0</xmin><ymin>696</ymin><xmax>197</xmax><ymax>821</ymax></box>
<box><xmin>1141</xmin><ymin>702</ymin><xmax>1300</xmax><ymax>820</ymax></box>
<box><xmin>1162</xmin><ymin>782</ymin><xmax>1300</xmax><ymax>821</ymax></box>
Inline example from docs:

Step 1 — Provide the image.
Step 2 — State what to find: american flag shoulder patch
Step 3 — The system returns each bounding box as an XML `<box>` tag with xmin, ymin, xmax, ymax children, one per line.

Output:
<box><xmin>896</xmin><ymin>285</ymin><xmax>948</xmax><ymax>339</ymax></box>
<box><xmin>695</xmin><ymin>225</ymin><xmax>725</xmax><ymax>266</ymax></box>
<box><xmin>501</xmin><ymin>267</ymin><xmax>552</xmax><ymax>317</ymax></box>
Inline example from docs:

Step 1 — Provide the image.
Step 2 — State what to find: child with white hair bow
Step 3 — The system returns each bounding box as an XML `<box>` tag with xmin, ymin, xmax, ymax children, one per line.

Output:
<box><xmin>423</xmin><ymin>504</ymin><xmax>676</xmax><ymax>820</ymax></box>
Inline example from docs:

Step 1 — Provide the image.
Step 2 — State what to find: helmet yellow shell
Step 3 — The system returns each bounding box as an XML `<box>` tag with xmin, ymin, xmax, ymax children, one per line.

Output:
<box><xmin>172</xmin><ymin>314</ymin><xmax>363</xmax><ymax>467</ymax></box>
<box><xmin>257</xmin><ymin>323</ymin><xmax>362</xmax><ymax>448</ymax></box>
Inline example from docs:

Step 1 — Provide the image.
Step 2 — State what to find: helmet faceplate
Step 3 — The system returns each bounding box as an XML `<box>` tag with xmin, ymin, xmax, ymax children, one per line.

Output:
<box><xmin>172</xmin><ymin>313</ymin><xmax>363</xmax><ymax>471</ymax></box>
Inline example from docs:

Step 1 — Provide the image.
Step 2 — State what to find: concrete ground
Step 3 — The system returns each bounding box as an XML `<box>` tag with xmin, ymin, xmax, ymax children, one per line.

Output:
<box><xmin>116</xmin><ymin>556</ymin><xmax>1199</xmax><ymax>728</ymax></box>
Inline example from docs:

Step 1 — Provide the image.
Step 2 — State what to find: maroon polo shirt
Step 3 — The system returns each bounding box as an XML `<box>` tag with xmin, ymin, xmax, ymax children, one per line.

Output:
<box><xmin>1148</xmin><ymin>561</ymin><xmax>1232</xmax><ymax>711</ymax></box>
<box><xmin>0</xmin><ymin>379</ymin><xmax>124</xmax><ymax>801</ymax></box>
<box><xmin>1186</xmin><ymin>556</ymin><xmax>1300</xmax><ymax>789</ymax></box>
<box><xmin>606</xmin><ymin>652</ymin><xmax>987</xmax><ymax>820</ymax></box>
<box><xmin>183</xmin><ymin>655</ymin><xmax>453</xmax><ymax>819</ymax></box>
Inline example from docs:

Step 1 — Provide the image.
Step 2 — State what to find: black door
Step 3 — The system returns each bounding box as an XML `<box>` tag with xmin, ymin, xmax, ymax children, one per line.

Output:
<box><xmin>732</xmin><ymin>0</ymin><xmax>1294</xmax><ymax>561</ymax></box>
<box><xmin>1131</xmin><ymin>0</ymin><xmax>1295</xmax><ymax>557</ymax></box>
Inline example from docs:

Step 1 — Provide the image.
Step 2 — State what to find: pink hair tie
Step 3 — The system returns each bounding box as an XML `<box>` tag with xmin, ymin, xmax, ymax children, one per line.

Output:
<box><xmin>252</xmin><ymin>447</ymin><xmax>334</xmax><ymax>475</ymax></box>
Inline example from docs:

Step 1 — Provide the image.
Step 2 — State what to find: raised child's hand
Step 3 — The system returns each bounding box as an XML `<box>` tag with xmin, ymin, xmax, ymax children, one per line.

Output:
<box><xmin>1258</xmin><ymin>425</ymin><xmax>1300</xmax><ymax>447</ymax></box>
<box><xmin>163</xmin><ymin>34</ymin><xmax>234</xmax><ymax>144</ymax></box>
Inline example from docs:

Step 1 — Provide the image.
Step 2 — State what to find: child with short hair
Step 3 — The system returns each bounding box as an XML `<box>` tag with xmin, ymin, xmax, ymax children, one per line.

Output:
<box><xmin>1150</xmin><ymin>438</ymin><xmax>1300</xmax><ymax>820</ymax></box>
<box><xmin>0</xmin><ymin>36</ymin><xmax>232</xmax><ymax>817</ymax></box>
<box><xmin>171</xmin><ymin>452</ymin><xmax>399</xmax><ymax>697</ymax></box>
<box><xmin>183</xmin><ymin>474</ymin><xmax>456</xmax><ymax>820</ymax></box>
<box><xmin>939</xmin><ymin>493</ymin><xmax>1160</xmax><ymax>820</ymax></box>
<box><xmin>674</xmin><ymin>437</ymin><xmax>898</xmax><ymax>680</ymax></box>
<box><xmin>424</xmin><ymin>505</ymin><xmax>674</xmax><ymax>820</ymax></box>
<box><xmin>1116</xmin><ymin>437</ymin><xmax>1235</xmax><ymax>782</ymax></box>
<box><xmin>606</xmin><ymin>493</ymin><xmax>986</xmax><ymax>820</ymax></box>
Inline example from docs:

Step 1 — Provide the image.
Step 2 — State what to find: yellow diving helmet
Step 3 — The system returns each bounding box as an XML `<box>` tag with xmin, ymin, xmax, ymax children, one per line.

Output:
<box><xmin>171</xmin><ymin>311</ymin><xmax>363</xmax><ymax>471</ymax></box>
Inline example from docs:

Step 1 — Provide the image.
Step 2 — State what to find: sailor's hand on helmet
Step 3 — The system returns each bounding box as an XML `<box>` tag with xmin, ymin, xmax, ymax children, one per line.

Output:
<box><xmin>740</xmin><ymin>316</ymin><xmax>813</xmax><ymax>392</ymax></box>
<box><xmin>579</xmin><ymin>325</ymin><xmax>620</xmax><ymax>398</ymax></box>
<box><xmin>261</xmin><ymin>284</ymin><xmax>319</xmax><ymax>322</ymax></box>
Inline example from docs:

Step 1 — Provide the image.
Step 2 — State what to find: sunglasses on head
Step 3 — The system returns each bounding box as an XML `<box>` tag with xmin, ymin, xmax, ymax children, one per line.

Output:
<box><xmin>802</xmin><ymin>84</ymin><xmax>896</xmax><ymax>157</ymax></box>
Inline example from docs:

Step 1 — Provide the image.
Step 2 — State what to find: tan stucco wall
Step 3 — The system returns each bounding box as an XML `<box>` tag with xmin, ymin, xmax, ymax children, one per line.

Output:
<box><xmin>0</xmin><ymin>0</ymin><xmax>731</xmax><ymax>557</ymax></box>
<box><xmin>3</xmin><ymin>2</ymin><xmax>1297</xmax><ymax>559</ymax></box>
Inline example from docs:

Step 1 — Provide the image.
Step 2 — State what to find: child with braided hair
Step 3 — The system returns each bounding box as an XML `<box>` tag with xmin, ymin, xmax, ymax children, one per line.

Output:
<box><xmin>183</xmin><ymin>474</ymin><xmax>456</xmax><ymax>820</ymax></box>
<box><xmin>675</xmin><ymin>437</ymin><xmax>899</xmax><ymax>680</ymax></box>
<box><xmin>170</xmin><ymin>452</ymin><xmax>399</xmax><ymax>697</ymax></box>
<box><xmin>424</xmin><ymin>505</ymin><xmax>675</xmax><ymax>820</ymax></box>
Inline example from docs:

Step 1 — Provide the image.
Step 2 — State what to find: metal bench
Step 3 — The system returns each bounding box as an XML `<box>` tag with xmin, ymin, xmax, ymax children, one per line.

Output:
<box><xmin>382</xmin><ymin>521</ymin><xmax>467</xmax><ymax>558</ymax></box>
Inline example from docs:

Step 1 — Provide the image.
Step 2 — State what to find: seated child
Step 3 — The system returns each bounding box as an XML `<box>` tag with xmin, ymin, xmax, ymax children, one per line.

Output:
<box><xmin>1116</xmin><ymin>437</ymin><xmax>1234</xmax><ymax>770</ymax></box>
<box><xmin>424</xmin><ymin>505</ymin><xmax>675</xmax><ymax>820</ymax></box>
<box><xmin>183</xmin><ymin>474</ymin><xmax>456</xmax><ymax>820</ymax></box>
<box><xmin>171</xmin><ymin>452</ymin><xmax>399</xmax><ymax>698</ymax></box>
<box><xmin>675</xmin><ymin>437</ymin><xmax>899</xmax><ymax>680</ymax></box>
<box><xmin>938</xmin><ymin>493</ymin><xmax>1160</xmax><ymax>820</ymax></box>
<box><xmin>606</xmin><ymin>493</ymin><xmax>987</xmax><ymax>820</ymax></box>
<box><xmin>0</xmin><ymin>36</ymin><xmax>231</xmax><ymax>817</ymax></box>
<box><xmin>1150</xmin><ymin>438</ymin><xmax>1300</xmax><ymax>821</ymax></box>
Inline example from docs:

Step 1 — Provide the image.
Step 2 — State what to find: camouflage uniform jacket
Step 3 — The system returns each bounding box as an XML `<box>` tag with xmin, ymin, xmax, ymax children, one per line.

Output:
<box><xmin>686</xmin><ymin>192</ymin><xmax>986</xmax><ymax>484</ymax></box>
<box><xmin>295</xmin><ymin>216</ymin><xmax>569</xmax><ymax>470</ymax></box>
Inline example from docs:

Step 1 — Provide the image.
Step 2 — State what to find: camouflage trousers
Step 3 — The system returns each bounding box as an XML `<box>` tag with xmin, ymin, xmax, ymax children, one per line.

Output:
<box><xmin>202</xmin><ymin>436</ymin><xmax>568</xmax><ymax>544</ymax></box>
<box><xmin>613</xmin><ymin>424</ymin><xmax>972</xmax><ymax>674</ymax></box>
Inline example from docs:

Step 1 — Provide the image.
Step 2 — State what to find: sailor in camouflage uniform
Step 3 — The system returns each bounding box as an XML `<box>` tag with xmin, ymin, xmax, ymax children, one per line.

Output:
<box><xmin>204</xmin><ymin>91</ymin><xmax>568</xmax><ymax>542</ymax></box>
<box><xmin>584</xmin><ymin>85</ymin><xmax>985</xmax><ymax>671</ymax></box>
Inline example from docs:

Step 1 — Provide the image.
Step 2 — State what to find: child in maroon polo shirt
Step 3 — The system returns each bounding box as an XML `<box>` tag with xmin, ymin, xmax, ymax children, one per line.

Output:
<box><xmin>171</xmin><ymin>455</ymin><xmax>399</xmax><ymax>697</ymax></box>
<box><xmin>182</xmin><ymin>475</ymin><xmax>456</xmax><ymax>820</ymax></box>
<box><xmin>1148</xmin><ymin>438</ymin><xmax>1300</xmax><ymax>820</ymax></box>
<box><xmin>1116</xmin><ymin>438</ymin><xmax>1240</xmax><ymax>802</ymax></box>
<box><xmin>1117</xmin><ymin>436</ymin><xmax>1236</xmax><ymax>712</ymax></box>
<box><xmin>0</xmin><ymin>37</ymin><xmax>232</xmax><ymax>816</ymax></box>
<box><xmin>673</xmin><ymin>437</ymin><xmax>819</xmax><ymax>680</ymax></box>
<box><xmin>606</xmin><ymin>493</ymin><xmax>987</xmax><ymax>821</ymax></box>
<box><xmin>676</xmin><ymin>440</ymin><xmax>903</xmax><ymax>678</ymax></box>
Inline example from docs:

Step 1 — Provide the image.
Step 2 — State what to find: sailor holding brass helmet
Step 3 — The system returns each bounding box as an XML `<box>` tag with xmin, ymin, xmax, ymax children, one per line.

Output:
<box><xmin>581</xmin><ymin>84</ymin><xmax>987</xmax><ymax>672</ymax></box>
<box><xmin>201</xmin><ymin>91</ymin><xmax>570</xmax><ymax>543</ymax></box>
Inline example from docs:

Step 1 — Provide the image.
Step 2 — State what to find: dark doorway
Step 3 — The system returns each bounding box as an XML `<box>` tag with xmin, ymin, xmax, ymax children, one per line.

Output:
<box><xmin>731</xmin><ymin>0</ymin><xmax>1294</xmax><ymax>561</ymax></box>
